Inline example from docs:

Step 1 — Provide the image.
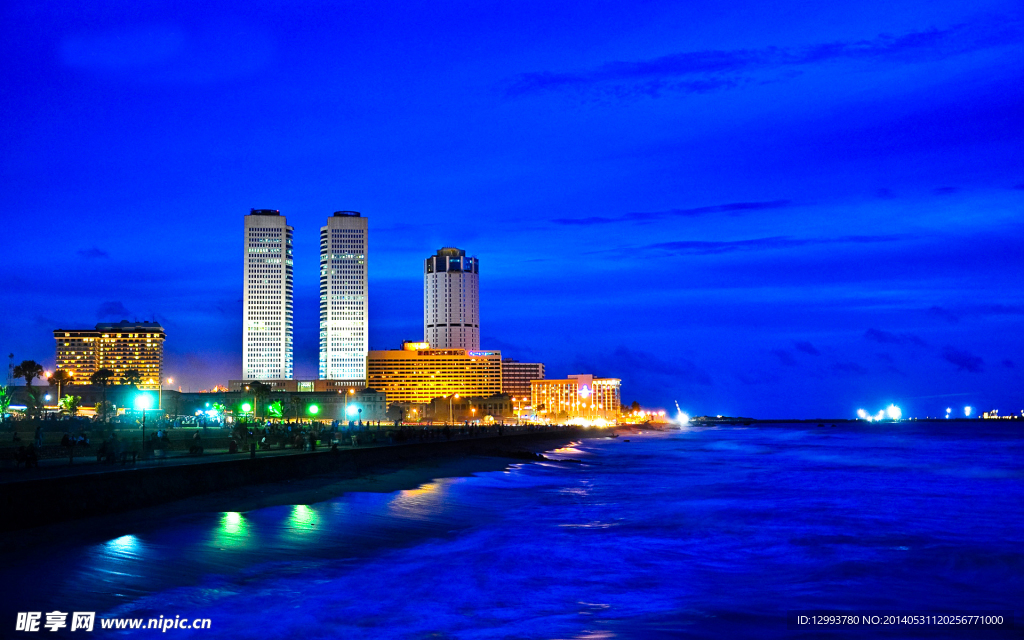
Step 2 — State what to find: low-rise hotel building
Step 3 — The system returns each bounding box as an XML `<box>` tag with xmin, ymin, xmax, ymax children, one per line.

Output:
<box><xmin>54</xmin><ymin>321</ymin><xmax>166</xmax><ymax>389</ymax></box>
<box><xmin>367</xmin><ymin>342</ymin><xmax>502</xmax><ymax>404</ymax></box>
<box><xmin>531</xmin><ymin>374</ymin><xmax>621</xmax><ymax>421</ymax></box>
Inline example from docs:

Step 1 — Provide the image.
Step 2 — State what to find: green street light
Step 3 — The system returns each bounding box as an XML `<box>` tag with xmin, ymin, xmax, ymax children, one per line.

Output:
<box><xmin>308</xmin><ymin>404</ymin><xmax>319</xmax><ymax>416</ymax></box>
<box><xmin>135</xmin><ymin>394</ymin><xmax>153</xmax><ymax>456</ymax></box>
<box><xmin>241</xmin><ymin>402</ymin><xmax>252</xmax><ymax>413</ymax></box>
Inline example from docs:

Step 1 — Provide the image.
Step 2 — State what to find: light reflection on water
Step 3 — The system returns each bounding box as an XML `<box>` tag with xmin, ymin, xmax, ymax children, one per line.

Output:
<box><xmin>3</xmin><ymin>424</ymin><xmax>1022</xmax><ymax>639</ymax></box>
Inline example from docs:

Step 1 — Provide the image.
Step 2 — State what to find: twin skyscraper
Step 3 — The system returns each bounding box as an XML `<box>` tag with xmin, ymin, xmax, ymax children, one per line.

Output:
<box><xmin>242</xmin><ymin>208</ymin><xmax>479</xmax><ymax>384</ymax></box>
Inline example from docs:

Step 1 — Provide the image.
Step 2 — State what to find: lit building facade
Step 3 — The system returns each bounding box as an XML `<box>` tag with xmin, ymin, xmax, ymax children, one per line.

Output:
<box><xmin>424</xmin><ymin>247</ymin><xmax>479</xmax><ymax>349</ymax></box>
<box><xmin>320</xmin><ymin>211</ymin><xmax>368</xmax><ymax>381</ymax></box>
<box><xmin>531</xmin><ymin>374</ymin><xmax>621</xmax><ymax>421</ymax></box>
<box><xmin>501</xmin><ymin>359</ymin><xmax>545</xmax><ymax>399</ymax></box>
<box><xmin>53</xmin><ymin>321</ymin><xmax>166</xmax><ymax>389</ymax></box>
<box><xmin>367</xmin><ymin>343</ymin><xmax>501</xmax><ymax>404</ymax></box>
<box><xmin>243</xmin><ymin>209</ymin><xmax>294</xmax><ymax>380</ymax></box>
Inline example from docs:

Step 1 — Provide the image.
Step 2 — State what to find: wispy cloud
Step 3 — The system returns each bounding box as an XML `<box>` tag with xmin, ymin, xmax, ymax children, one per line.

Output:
<box><xmin>77</xmin><ymin>246</ymin><xmax>109</xmax><ymax>259</ymax></box>
<box><xmin>941</xmin><ymin>346</ymin><xmax>984</xmax><ymax>373</ymax></box>
<box><xmin>770</xmin><ymin>349</ymin><xmax>798</xmax><ymax>366</ymax></box>
<box><xmin>832</xmin><ymin>361</ymin><xmax>868</xmax><ymax>375</ymax></box>
<box><xmin>864</xmin><ymin>328</ymin><xmax>928</xmax><ymax>347</ymax></box>
<box><xmin>638</xmin><ymin>234</ymin><xmax>902</xmax><ymax>256</ymax></box>
<box><xmin>507</xmin><ymin>20</ymin><xmax>1021</xmax><ymax>98</ymax></box>
<box><xmin>552</xmin><ymin>199</ymin><xmax>792</xmax><ymax>226</ymax></box>
<box><xmin>97</xmin><ymin>301</ymin><xmax>131</xmax><ymax>318</ymax></box>
<box><xmin>794</xmin><ymin>341</ymin><xmax>820</xmax><ymax>356</ymax></box>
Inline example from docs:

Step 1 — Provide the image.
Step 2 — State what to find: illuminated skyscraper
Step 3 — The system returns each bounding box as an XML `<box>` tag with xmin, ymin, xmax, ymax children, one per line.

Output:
<box><xmin>243</xmin><ymin>209</ymin><xmax>293</xmax><ymax>380</ymax></box>
<box><xmin>320</xmin><ymin>211</ymin><xmax>368</xmax><ymax>381</ymax></box>
<box><xmin>424</xmin><ymin>247</ymin><xmax>479</xmax><ymax>349</ymax></box>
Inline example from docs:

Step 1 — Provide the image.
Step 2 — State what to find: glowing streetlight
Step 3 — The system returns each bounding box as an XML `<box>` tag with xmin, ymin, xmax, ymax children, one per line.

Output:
<box><xmin>308</xmin><ymin>404</ymin><xmax>320</xmax><ymax>417</ymax></box>
<box><xmin>449</xmin><ymin>393</ymin><xmax>459</xmax><ymax>423</ymax></box>
<box><xmin>886</xmin><ymin>404</ymin><xmax>902</xmax><ymax>420</ymax></box>
<box><xmin>135</xmin><ymin>394</ymin><xmax>154</xmax><ymax>454</ymax></box>
<box><xmin>857</xmin><ymin>409</ymin><xmax>868</xmax><ymax>419</ymax></box>
<box><xmin>964</xmin><ymin>406</ymin><xmax>972</xmax><ymax>417</ymax></box>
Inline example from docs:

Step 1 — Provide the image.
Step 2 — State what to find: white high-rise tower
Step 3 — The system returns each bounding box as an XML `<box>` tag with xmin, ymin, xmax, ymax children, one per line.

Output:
<box><xmin>243</xmin><ymin>209</ymin><xmax>293</xmax><ymax>380</ymax></box>
<box><xmin>320</xmin><ymin>211</ymin><xmax>368</xmax><ymax>381</ymax></box>
<box><xmin>424</xmin><ymin>247</ymin><xmax>479</xmax><ymax>349</ymax></box>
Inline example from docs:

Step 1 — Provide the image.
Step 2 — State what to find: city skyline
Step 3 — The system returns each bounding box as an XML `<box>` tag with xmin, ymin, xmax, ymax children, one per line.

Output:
<box><xmin>2</xmin><ymin>0</ymin><xmax>1021</xmax><ymax>417</ymax></box>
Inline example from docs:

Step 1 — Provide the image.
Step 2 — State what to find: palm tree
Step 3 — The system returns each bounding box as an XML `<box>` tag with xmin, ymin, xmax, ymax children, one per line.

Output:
<box><xmin>13</xmin><ymin>360</ymin><xmax>44</xmax><ymax>387</ymax></box>
<box><xmin>90</xmin><ymin>368</ymin><xmax>115</xmax><ymax>423</ymax></box>
<box><xmin>121</xmin><ymin>369</ymin><xmax>143</xmax><ymax>387</ymax></box>
<box><xmin>48</xmin><ymin>369</ymin><xmax>74</xmax><ymax>404</ymax></box>
<box><xmin>288</xmin><ymin>395</ymin><xmax>303</xmax><ymax>423</ymax></box>
<box><xmin>60</xmin><ymin>395</ymin><xmax>82</xmax><ymax>416</ymax></box>
<box><xmin>245</xmin><ymin>381</ymin><xmax>271</xmax><ymax>420</ymax></box>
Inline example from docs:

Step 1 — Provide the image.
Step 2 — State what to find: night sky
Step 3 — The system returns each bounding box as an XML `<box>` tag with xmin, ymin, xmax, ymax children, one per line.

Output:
<box><xmin>2</xmin><ymin>1</ymin><xmax>1021</xmax><ymax>418</ymax></box>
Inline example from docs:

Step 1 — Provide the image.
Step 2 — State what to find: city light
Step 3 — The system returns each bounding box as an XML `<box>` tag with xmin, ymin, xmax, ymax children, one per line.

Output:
<box><xmin>887</xmin><ymin>404</ymin><xmax>902</xmax><ymax>420</ymax></box>
<box><xmin>346</xmin><ymin>404</ymin><xmax>358</xmax><ymax>417</ymax></box>
<box><xmin>241</xmin><ymin>402</ymin><xmax>252</xmax><ymax>413</ymax></box>
<box><xmin>964</xmin><ymin>406</ymin><xmax>972</xmax><ymax>417</ymax></box>
<box><xmin>134</xmin><ymin>394</ymin><xmax>153</xmax><ymax>411</ymax></box>
<box><xmin>308</xmin><ymin>404</ymin><xmax>320</xmax><ymax>415</ymax></box>
<box><xmin>857</xmin><ymin>409</ymin><xmax>868</xmax><ymax>419</ymax></box>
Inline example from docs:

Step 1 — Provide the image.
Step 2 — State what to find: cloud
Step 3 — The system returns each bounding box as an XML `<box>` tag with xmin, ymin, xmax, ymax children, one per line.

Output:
<box><xmin>737</xmin><ymin>370</ymin><xmax>779</xmax><ymax>385</ymax></box>
<box><xmin>637</xmin><ymin>234</ymin><xmax>902</xmax><ymax>256</ymax></box>
<box><xmin>933</xmin><ymin>186</ymin><xmax>959</xmax><ymax>195</ymax></box>
<box><xmin>60</xmin><ymin>23</ymin><xmax>273</xmax><ymax>84</ymax></box>
<box><xmin>941</xmin><ymin>346</ymin><xmax>984</xmax><ymax>373</ymax></box>
<box><xmin>832</xmin><ymin>362</ymin><xmax>868</xmax><ymax>375</ymax></box>
<box><xmin>552</xmin><ymin>199</ymin><xmax>792</xmax><ymax>226</ymax></box>
<box><xmin>97</xmin><ymin>301</ymin><xmax>131</xmax><ymax>318</ymax></box>
<box><xmin>927</xmin><ymin>306</ymin><xmax>959</xmax><ymax>323</ymax></box>
<box><xmin>1002</xmin><ymin>359</ymin><xmax>1015</xmax><ymax>368</ymax></box>
<box><xmin>507</xmin><ymin>20</ymin><xmax>1021</xmax><ymax>98</ymax></box>
<box><xmin>864</xmin><ymin>328</ymin><xmax>927</xmax><ymax>346</ymax></box>
<box><xmin>793</xmin><ymin>341</ymin><xmax>820</xmax><ymax>356</ymax></box>
<box><xmin>605</xmin><ymin>346</ymin><xmax>712</xmax><ymax>385</ymax></box>
<box><xmin>77</xmin><ymin>247</ymin><xmax>109</xmax><ymax>259</ymax></box>
<box><xmin>771</xmin><ymin>349</ymin><xmax>798</xmax><ymax>366</ymax></box>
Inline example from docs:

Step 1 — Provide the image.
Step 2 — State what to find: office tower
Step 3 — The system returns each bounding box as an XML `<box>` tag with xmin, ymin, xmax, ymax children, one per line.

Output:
<box><xmin>320</xmin><ymin>211</ymin><xmax>368</xmax><ymax>381</ymax></box>
<box><xmin>53</xmin><ymin>321</ymin><xmax>166</xmax><ymax>389</ymax></box>
<box><xmin>243</xmin><ymin>209</ymin><xmax>293</xmax><ymax>380</ymax></box>
<box><xmin>424</xmin><ymin>247</ymin><xmax>479</xmax><ymax>349</ymax></box>
<box><xmin>501</xmin><ymin>358</ymin><xmax>545</xmax><ymax>399</ymax></box>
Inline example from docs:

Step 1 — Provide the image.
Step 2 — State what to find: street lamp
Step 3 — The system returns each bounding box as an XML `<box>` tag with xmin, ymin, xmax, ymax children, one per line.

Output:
<box><xmin>343</xmin><ymin>387</ymin><xmax>355</xmax><ymax>421</ymax></box>
<box><xmin>449</xmin><ymin>393</ymin><xmax>459</xmax><ymax>424</ymax></box>
<box><xmin>135</xmin><ymin>393</ymin><xmax>153</xmax><ymax>456</ymax></box>
<box><xmin>159</xmin><ymin>377</ymin><xmax>173</xmax><ymax>411</ymax></box>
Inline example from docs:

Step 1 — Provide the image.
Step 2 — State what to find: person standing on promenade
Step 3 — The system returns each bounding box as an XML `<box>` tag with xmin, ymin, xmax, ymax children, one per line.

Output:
<box><xmin>34</xmin><ymin>425</ymin><xmax>43</xmax><ymax>448</ymax></box>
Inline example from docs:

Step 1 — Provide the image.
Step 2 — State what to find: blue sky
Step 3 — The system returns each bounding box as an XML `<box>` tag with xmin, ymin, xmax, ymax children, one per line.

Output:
<box><xmin>2</xmin><ymin>0</ymin><xmax>1021</xmax><ymax>418</ymax></box>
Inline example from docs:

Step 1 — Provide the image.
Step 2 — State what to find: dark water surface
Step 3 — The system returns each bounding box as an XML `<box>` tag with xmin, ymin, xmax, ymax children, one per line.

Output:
<box><xmin>4</xmin><ymin>422</ymin><xmax>1022</xmax><ymax>638</ymax></box>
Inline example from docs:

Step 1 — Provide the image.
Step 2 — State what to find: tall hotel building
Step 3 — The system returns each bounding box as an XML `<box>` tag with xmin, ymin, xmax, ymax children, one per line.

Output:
<box><xmin>54</xmin><ymin>321</ymin><xmax>166</xmax><ymax>389</ymax></box>
<box><xmin>243</xmin><ymin>209</ymin><xmax>293</xmax><ymax>380</ymax></box>
<box><xmin>320</xmin><ymin>211</ymin><xmax>368</xmax><ymax>381</ymax></box>
<box><xmin>424</xmin><ymin>247</ymin><xmax>479</xmax><ymax>349</ymax></box>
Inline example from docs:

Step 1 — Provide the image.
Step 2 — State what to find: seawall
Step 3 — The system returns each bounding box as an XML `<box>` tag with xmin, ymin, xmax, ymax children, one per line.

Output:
<box><xmin>1</xmin><ymin>428</ymin><xmax>606</xmax><ymax>532</ymax></box>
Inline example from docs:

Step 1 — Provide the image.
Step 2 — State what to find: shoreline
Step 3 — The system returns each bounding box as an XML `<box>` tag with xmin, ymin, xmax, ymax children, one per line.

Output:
<box><xmin>0</xmin><ymin>434</ymin><xmax>596</xmax><ymax>553</ymax></box>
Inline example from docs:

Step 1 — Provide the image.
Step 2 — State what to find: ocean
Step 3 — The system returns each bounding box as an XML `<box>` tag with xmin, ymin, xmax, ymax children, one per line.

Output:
<box><xmin>4</xmin><ymin>422</ymin><xmax>1022</xmax><ymax>638</ymax></box>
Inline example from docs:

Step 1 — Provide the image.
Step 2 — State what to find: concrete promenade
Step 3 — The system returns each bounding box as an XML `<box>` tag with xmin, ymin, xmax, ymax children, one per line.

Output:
<box><xmin>1</xmin><ymin>426</ymin><xmax>610</xmax><ymax>532</ymax></box>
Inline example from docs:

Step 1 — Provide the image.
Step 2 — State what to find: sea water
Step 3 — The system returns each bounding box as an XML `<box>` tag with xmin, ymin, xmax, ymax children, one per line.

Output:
<box><xmin>4</xmin><ymin>422</ymin><xmax>1022</xmax><ymax>638</ymax></box>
